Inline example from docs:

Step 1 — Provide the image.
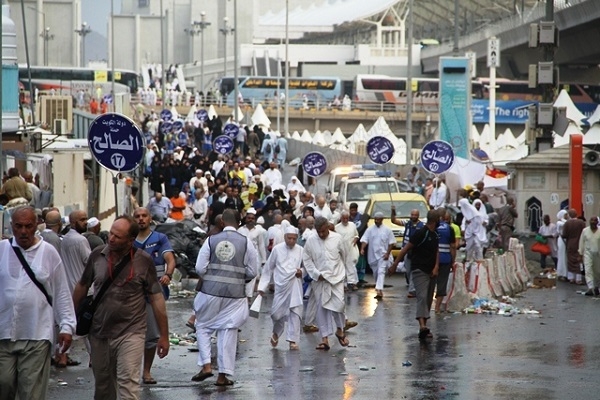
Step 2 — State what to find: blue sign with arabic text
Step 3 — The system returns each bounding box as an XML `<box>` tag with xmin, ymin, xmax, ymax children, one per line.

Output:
<box><xmin>173</xmin><ymin>120</ymin><xmax>184</xmax><ymax>131</ymax></box>
<box><xmin>197</xmin><ymin>109</ymin><xmax>208</xmax><ymax>122</ymax></box>
<box><xmin>420</xmin><ymin>140</ymin><xmax>455</xmax><ymax>174</ymax></box>
<box><xmin>160</xmin><ymin>109</ymin><xmax>173</xmax><ymax>121</ymax></box>
<box><xmin>88</xmin><ymin>113</ymin><xmax>145</xmax><ymax>172</ymax></box>
<box><xmin>160</xmin><ymin>121</ymin><xmax>173</xmax><ymax>134</ymax></box>
<box><xmin>223</xmin><ymin>123</ymin><xmax>240</xmax><ymax>139</ymax></box>
<box><xmin>366</xmin><ymin>136</ymin><xmax>395</xmax><ymax>164</ymax></box>
<box><xmin>213</xmin><ymin>135</ymin><xmax>234</xmax><ymax>154</ymax></box>
<box><xmin>302</xmin><ymin>152</ymin><xmax>328</xmax><ymax>177</ymax></box>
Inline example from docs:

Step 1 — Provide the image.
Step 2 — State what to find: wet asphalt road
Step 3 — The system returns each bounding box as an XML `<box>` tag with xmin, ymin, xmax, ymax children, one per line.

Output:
<box><xmin>47</xmin><ymin>275</ymin><xmax>600</xmax><ymax>400</ymax></box>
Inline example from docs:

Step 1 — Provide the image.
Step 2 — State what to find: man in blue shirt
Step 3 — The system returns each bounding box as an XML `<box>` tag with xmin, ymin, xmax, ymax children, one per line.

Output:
<box><xmin>146</xmin><ymin>192</ymin><xmax>172</xmax><ymax>222</ymax></box>
<box><xmin>133</xmin><ymin>207</ymin><xmax>176</xmax><ymax>385</ymax></box>
<box><xmin>391</xmin><ymin>207</ymin><xmax>424</xmax><ymax>298</ymax></box>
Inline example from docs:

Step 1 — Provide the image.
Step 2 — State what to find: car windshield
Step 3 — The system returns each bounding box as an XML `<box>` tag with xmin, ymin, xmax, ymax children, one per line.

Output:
<box><xmin>346</xmin><ymin>181</ymin><xmax>398</xmax><ymax>201</ymax></box>
<box><xmin>369</xmin><ymin>199</ymin><xmax>429</xmax><ymax>218</ymax></box>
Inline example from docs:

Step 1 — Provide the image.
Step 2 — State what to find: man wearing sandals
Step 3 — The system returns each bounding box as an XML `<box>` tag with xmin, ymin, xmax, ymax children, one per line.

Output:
<box><xmin>390</xmin><ymin>210</ymin><xmax>439</xmax><ymax>340</ymax></box>
<box><xmin>258</xmin><ymin>226</ymin><xmax>304</xmax><ymax>350</ymax></box>
<box><xmin>303</xmin><ymin>217</ymin><xmax>350</xmax><ymax>350</ymax></box>
<box><xmin>191</xmin><ymin>209</ymin><xmax>259</xmax><ymax>386</ymax></box>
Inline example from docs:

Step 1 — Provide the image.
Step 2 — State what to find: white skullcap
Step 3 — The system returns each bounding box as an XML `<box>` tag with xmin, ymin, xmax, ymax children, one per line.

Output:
<box><xmin>246</xmin><ymin>208</ymin><xmax>257</xmax><ymax>215</ymax></box>
<box><xmin>87</xmin><ymin>217</ymin><xmax>100</xmax><ymax>228</ymax></box>
<box><xmin>257</xmin><ymin>216</ymin><xmax>265</xmax><ymax>224</ymax></box>
<box><xmin>373</xmin><ymin>211</ymin><xmax>385</xmax><ymax>218</ymax></box>
<box><xmin>195</xmin><ymin>169</ymin><xmax>202</xmax><ymax>174</ymax></box>
<box><xmin>284</xmin><ymin>226</ymin><xmax>299</xmax><ymax>235</ymax></box>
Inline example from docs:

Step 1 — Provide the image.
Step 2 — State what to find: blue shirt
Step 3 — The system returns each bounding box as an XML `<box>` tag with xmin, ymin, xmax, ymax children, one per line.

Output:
<box><xmin>403</xmin><ymin>220</ymin><xmax>425</xmax><ymax>249</ymax></box>
<box><xmin>146</xmin><ymin>197</ymin><xmax>173</xmax><ymax>220</ymax></box>
<box><xmin>134</xmin><ymin>231</ymin><xmax>174</xmax><ymax>276</ymax></box>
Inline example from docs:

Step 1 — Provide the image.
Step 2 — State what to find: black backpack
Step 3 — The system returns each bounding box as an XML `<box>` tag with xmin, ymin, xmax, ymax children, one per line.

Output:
<box><xmin>275</xmin><ymin>143</ymin><xmax>281</xmax><ymax>153</ymax></box>
<box><xmin>266</xmin><ymin>143</ymin><xmax>272</xmax><ymax>153</ymax></box>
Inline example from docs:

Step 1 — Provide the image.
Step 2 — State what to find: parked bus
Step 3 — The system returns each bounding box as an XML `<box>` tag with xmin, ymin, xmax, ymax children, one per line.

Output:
<box><xmin>18</xmin><ymin>65</ymin><xmax>142</xmax><ymax>97</ymax></box>
<box><xmin>219</xmin><ymin>76</ymin><xmax>342</xmax><ymax>108</ymax></box>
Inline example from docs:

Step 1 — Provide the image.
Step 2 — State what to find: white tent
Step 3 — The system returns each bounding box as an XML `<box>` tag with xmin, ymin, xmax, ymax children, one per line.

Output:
<box><xmin>493</xmin><ymin>145</ymin><xmax>529</xmax><ymax>167</ymax></box>
<box><xmin>502</xmin><ymin>128</ymin><xmax>521</xmax><ymax>149</ymax></box>
<box><xmin>251</xmin><ymin>103</ymin><xmax>271</xmax><ymax>128</ymax></box>
<box><xmin>366</xmin><ymin>117</ymin><xmax>407</xmax><ymax>165</ymax></box>
<box><xmin>300</xmin><ymin>129</ymin><xmax>313</xmax><ymax>143</ymax></box>
<box><xmin>583</xmin><ymin>124</ymin><xmax>600</xmax><ymax>144</ymax></box>
<box><xmin>553</xmin><ymin>122</ymin><xmax>583</xmax><ymax>147</ymax></box>
<box><xmin>331</xmin><ymin>127</ymin><xmax>347</xmax><ymax>144</ymax></box>
<box><xmin>186</xmin><ymin>105</ymin><xmax>198</xmax><ymax>122</ymax></box>
<box><xmin>230</xmin><ymin>106</ymin><xmax>245</xmax><ymax>123</ymax></box>
<box><xmin>322</xmin><ymin>130</ymin><xmax>333</xmax><ymax>145</ymax></box>
<box><xmin>470</xmin><ymin>125</ymin><xmax>480</xmax><ymax>143</ymax></box>
<box><xmin>478</xmin><ymin>124</ymin><xmax>495</xmax><ymax>160</ymax></box>
<box><xmin>208</xmin><ymin>104</ymin><xmax>218</xmax><ymax>120</ymax></box>
<box><xmin>587</xmin><ymin>105</ymin><xmax>600</xmax><ymax>126</ymax></box>
<box><xmin>516</xmin><ymin>129</ymin><xmax>526</xmax><ymax>145</ymax></box>
<box><xmin>348</xmin><ymin>123</ymin><xmax>369</xmax><ymax>144</ymax></box>
<box><xmin>291</xmin><ymin>130</ymin><xmax>301</xmax><ymax>140</ymax></box>
<box><xmin>312</xmin><ymin>130</ymin><xmax>327</xmax><ymax>146</ymax></box>
<box><xmin>554</xmin><ymin>89</ymin><xmax>587</xmax><ymax>126</ymax></box>
<box><xmin>495</xmin><ymin>130</ymin><xmax>508</xmax><ymax>150</ymax></box>
<box><xmin>170</xmin><ymin>106</ymin><xmax>179</xmax><ymax>120</ymax></box>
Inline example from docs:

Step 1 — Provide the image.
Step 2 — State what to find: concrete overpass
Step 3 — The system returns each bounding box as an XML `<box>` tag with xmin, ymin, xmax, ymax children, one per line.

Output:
<box><xmin>420</xmin><ymin>0</ymin><xmax>600</xmax><ymax>82</ymax></box>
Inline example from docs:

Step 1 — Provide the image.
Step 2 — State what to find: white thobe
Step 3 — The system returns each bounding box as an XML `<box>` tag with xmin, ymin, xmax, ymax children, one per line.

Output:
<box><xmin>60</xmin><ymin>229</ymin><xmax>91</xmax><ymax>293</ymax></box>
<box><xmin>263</xmin><ymin>168</ymin><xmax>283</xmax><ymax>187</ymax></box>
<box><xmin>314</xmin><ymin>205</ymin><xmax>333</xmax><ymax>222</ymax></box>
<box><xmin>258</xmin><ymin>243</ymin><xmax>304</xmax><ymax>343</ymax></box>
<box><xmin>578</xmin><ymin>227</ymin><xmax>600</xmax><ymax>289</ymax></box>
<box><xmin>334</xmin><ymin>222</ymin><xmax>359</xmax><ymax>285</ymax></box>
<box><xmin>429</xmin><ymin>183</ymin><xmax>447</xmax><ymax>209</ymax></box>
<box><xmin>193</xmin><ymin>227</ymin><xmax>259</xmax><ymax>375</ymax></box>
<box><xmin>239</xmin><ymin>224</ymin><xmax>268</xmax><ymax>297</ymax></box>
<box><xmin>360</xmin><ymin>224</ymin><xmax>395</xmax><ymax>290</ymax></box>
<box><xmin>267</xmin><ymin>224</ymin><xmax>284</xmax><ymax>250</ymax></box>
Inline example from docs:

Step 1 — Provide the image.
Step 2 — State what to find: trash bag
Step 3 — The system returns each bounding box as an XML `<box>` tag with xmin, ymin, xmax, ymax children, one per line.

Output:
<box><xmin>154</xmin><ymin>220</ymin><xmax>207</xmax><ymax>278</ymax></box>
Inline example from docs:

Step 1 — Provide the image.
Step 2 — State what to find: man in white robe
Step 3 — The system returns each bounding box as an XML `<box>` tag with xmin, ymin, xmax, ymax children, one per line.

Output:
<box><xmin>258</xmin><ymin>227</ymin><xmax>304</xmax><ymax>350</ymax></box>
<box><xmin>335</xmin><ymin>211</ymin><xmax>360</xmax><ymax>290</ymax></box>
<box><xmin>303</xmin><ymin>217</ymin><xmax>350</xmax><ymax>350</ymax></box>
<box><xmin>263</xmin><ymin>161</ymin><xmax>283</xmax><ymax>187</ymax></box>
<box><xmin>238</xmin><ymin>208</ymin><xmax>267</xmax><ymax>298</ymax></box>
<box><xmin>191</xmin><ymin>210</ymin><xmax>259</xmax><ymax>386</ymax></box>
<box><xmin>360</xmin><ymin>211</ymin><xmax>395</xmax><ymax>299</ymax></box>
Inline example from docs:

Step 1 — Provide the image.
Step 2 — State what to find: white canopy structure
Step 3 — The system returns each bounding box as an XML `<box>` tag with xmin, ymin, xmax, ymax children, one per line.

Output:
<box><xmin>230</xmin><ymin>106</ymin><xmax>245</xmax><ymax>123</ymax></box>
<box><xmin>331</xmin><ymin>127</ymin><xmax>347</xmax><ymax>144</ymax></box>
<box><xmin>470</xmin><ymin>125</ymin><xmax>480</xmax><ymax>143</ymax></box>
<box><xmin>322</xmin><ymin>130</ymin><xmax>333</xmax><ymax>146</ymax></box>
<box><xmin>300</xmin><ymin>129</ymin><xmax>313</xmax><ymax>143</ymax></box>
<box><xmin>291</xmin><ymin>131</ymin><xmax>301</xmax><ymax>140</ymax></box>
<box><xmin>366</xmin><ymin>116</ymin><xmax>407</xmax><ymax>164</ymax></box>
<box><xmin>583</xmin><ymin>124</ymin><xmax>600</xmax><ymax>144</ymax></box>
<box><xmin>312</xmin><ymin>130</ymin><xmax>327</xmax><ymax>146</ymax></box>
<box><xmin>348</xmin><ymin>123</ymin><xmax>369</xmax><ymax>144</ymax></box>
<box><xmin>554</xmin><ymin>89</ymin><xmax>587</xmax><ymax>126</ymax></box>
<box><xmin>170</xmin><ymin>106</ymin><xmax>179</xmax><ymax>120</ymax></box>
<box><xmin>186</xmin><ymin>105</ymin><xmax>198</xmax><ymax>122</ymax></box>
<box><xmin>553</xmin><ymin>122</ymin><xmax>583</xmax><ymax>147</ymax></box>
<box><xmin>587</xmin><ymin>105</ymin><xmax>600</xmax><ymax>127</ymax></box>
<box><xmin>251</xmin><ymin>103</ymin><xmax>271</xmax><ymax>128</ymax></box>
<box><xmin>208</xmin><ymin>105</ymin><xmax>218</xmax><ymax>120</ymax></box>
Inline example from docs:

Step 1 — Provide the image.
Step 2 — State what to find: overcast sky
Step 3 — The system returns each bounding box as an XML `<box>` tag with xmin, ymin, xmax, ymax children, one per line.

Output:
<box><xmin>82</xmin><ymin>0</ymin><xmax>122</xmax><ymax>38</ymax></box>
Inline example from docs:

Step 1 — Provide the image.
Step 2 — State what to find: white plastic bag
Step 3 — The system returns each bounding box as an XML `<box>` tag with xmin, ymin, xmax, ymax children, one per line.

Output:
<box><xmin>249</xmin><ymin>295</ymin><xmax>262</xmax><ymax>318</ymax></box>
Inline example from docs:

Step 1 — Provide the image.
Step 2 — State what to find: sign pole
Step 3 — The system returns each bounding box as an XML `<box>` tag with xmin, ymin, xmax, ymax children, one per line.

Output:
<box><xmin>488</xmin><ymin>37</ymin><xmax>500</xmax><ymax>155</ymax></box>
<box><xmin>112</xmin><ymin>172</ymin><xmax>119</xmax><ymax>217</ymax></box>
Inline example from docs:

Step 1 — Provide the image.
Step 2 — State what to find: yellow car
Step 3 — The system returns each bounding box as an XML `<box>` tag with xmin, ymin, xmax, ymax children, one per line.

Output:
<box><xmin>363</xmin><ymin>193</ymin><xmax>429</xmax><ymax>257</ymax></box>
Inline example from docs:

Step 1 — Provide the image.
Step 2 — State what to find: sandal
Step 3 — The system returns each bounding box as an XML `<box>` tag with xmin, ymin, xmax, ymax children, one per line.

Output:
<box><xmin>418</xmin><ymin>327</ymin><xmax>430</xmax><ymax>340</ymax></box>
<box><xmin>335</xmin><ymin>333</ymin><xmax>349</xmax><ymax>347</ymax></box>
<box><xmin>270</xmin><ymin>334</ymin><xmax>278</xmax><ymax>347</ymax></box>
<box><xmin>289</xmin><ymin>342</ymin><xmax>299</xmax><ymax>350</ymax></box>
<box><xmin>143</xmin><ymin>377</ymin><xmax>157</xmax><ymax>384</ymax></box>
<box><xmin>315</xmin><ymin>343</ymin><xmax>330</xmax><ymax>351</ymax></box>
<box><xmin>214</xmin><ymin>378</ymin><xmax>234</xmax><ymax>386</ymax></box>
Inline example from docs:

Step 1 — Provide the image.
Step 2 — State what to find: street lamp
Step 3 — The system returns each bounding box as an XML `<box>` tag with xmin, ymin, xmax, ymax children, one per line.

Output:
<box><xmin>220</xmin><ymin>17</ymin><xmax>234</xmax><ymax>79</ymax></box>
<box><xmin>74</xmin><ymin>22</ymin><xmax>92</xmax><ymax>67</ymax></box>
<box><xmin>40</xmin><ymin>27</ymin><xmax>54</xmax><ymax>66</ymax></box>
<box><xmin>184</xmin><ymin>24</ymin><xmax>200</xmax><ymax>63</ymax></box>
<box><xmin>193</xmin><ymin>11</ymin><xmax>211</xmax><ymax>93</ymax></box>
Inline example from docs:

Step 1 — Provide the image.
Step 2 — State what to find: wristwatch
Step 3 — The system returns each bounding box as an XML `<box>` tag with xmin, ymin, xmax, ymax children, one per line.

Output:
<box><xmin>165</xmin><ymin>272</ymin><xmax>173</xmax><ymax>279</ymax></box>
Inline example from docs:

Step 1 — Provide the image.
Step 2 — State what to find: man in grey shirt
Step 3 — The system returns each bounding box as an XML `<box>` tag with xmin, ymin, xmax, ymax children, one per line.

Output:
<box><xmin>40</xmin><ymin>210</ymin><xmax>62</xmax><ymax>252</ymax></box>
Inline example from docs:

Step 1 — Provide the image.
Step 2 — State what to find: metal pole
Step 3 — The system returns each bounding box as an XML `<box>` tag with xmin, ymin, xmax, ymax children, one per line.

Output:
<box><xmin>277</xmin><ymin>55</ymin><xmax>281</xmax><ymax>132</ymax></box>
<box><xmin>113</xmin><ymin>173</ymin><xmax>119</xmax><ymax>217</ymax></box>
<box><xmin>406</xmin><ymin>0</ymin><xmax>413</xmax><ymax>164</ymax></box>
<box><xmin>453</xmin><ymin>0</ymin><xmax>459</xmax><ymax>55</ymax></box>
<box><xmin>284</xmin><ymin>0</ymin><xmax>289</xmax><ymax>135</ymax></box>
<box><xmin>223</xmin><ymin>17</ymin><xmax>228</xmax><ymax>79</ymax></box>
<box><xmin>200</xmin><ymin>11</ymin><xmax>208</xmax><ymax>93</ymax></box>
<box><xmin>160</xmin><ymin>0</ymin><xmax>166</xmax><ymax>105</ymax></box>
<box><xmin>111</xmin><ymin>0</ymin><xmax>115</xmax><ymax>107</ymax></box>
<box><xmin>20</xmin><ymin>0</ymin><xmax>36</xmax><ymax>126</ymax></box>
<box><xmin>233</xmin><ymin>0</ymin><xmax>239</xmax><ymax>122</ymax></box>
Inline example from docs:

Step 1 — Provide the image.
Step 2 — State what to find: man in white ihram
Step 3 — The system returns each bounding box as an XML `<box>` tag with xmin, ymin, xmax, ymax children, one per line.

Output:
<box><xmin>429</xmin><ymin>178</ymin><xmax>447</xmax><ymax>209</ymax></box>
<box><xmin>303</xmin><ymin>217</ymin><xmax>350</xmax><ymax>351</ymax></box>
<box><xmin>258</xmin><ymin>226</ymin><xmax>304</xmax><ymax>350</ymax></box>
<box><xmin>360</xmin><ymin>211</ymin><xmax>395</xmax><ymax>300</ymax></box>
<box><xmin>191</xmin><ymin>209</ymin><xmax>259</xmax><ymax>386</ymax></box>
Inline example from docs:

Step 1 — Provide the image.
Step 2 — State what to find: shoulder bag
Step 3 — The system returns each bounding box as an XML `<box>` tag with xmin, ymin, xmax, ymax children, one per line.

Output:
<box><xmin>76</xmin><ymin>249</ymin><xmax>136</xmax><ymax>336</ymax></box>
<box><xmin>10</xmin><ymin>238</ymin><xmax>53</xmax><ymax>306</ymax></box>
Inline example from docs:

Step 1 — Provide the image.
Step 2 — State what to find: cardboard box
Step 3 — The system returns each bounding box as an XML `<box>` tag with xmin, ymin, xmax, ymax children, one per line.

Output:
<box><xmin>533</xmin><ymin>276</ymin><xmax>556</xmax><ymax>288</ymax></box>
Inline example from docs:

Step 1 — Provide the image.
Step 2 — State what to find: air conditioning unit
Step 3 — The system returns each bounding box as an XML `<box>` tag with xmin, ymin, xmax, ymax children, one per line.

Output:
<box><xmin>53</xmin><ymin>119</ymin><xmax>67</xmax><ymax>135</ymax></box>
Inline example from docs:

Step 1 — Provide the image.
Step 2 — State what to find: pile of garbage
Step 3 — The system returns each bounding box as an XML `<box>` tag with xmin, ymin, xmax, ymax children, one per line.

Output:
<box><xmin>154</xmin><ymin>220</ymin><xmax>206</xmax><ymax>277</ymax></box>
<box><xmin>462</xmin><ymin>296</ymin><xmax>540</xmax><ymax>316</ymax></box>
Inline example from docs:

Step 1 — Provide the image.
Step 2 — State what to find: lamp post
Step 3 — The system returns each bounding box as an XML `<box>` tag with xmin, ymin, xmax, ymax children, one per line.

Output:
<box><xmin>40</xmin><ymin>27</ymin><xmax>54</xmax><ymax>66</ymax></box>
<box><xmin>74</xmin><ymin>22</ymin><xmax>92</xmax><ymax>67</ymax></box>
<box><xmin>193</xmin><ymin>11</ymin><xmax>211</xmax><ymax>93</ymax></box>
<box><xmin>184</xmin><ymin>24</ymin><xmax>200</xmax><ymax>63</ymax></box>
<box><xmin>220</xmin><ymin>16</ymin><xmax>234</xmax><ymax>79</ymax></box>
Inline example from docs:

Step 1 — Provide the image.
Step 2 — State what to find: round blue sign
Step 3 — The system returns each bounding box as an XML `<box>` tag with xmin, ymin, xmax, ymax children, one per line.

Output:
<box><xmin>197</xmin><ymin>109</ymin><xmax>208</xmax><ymax>122</ymax></box>
<box><xmin>421</xmin><ymin>140</ymin><xmax>455</xmax><ymax>174</ymax></box>
<box><xmin>213</xmin><ymin>135</ymin><xmax>234</xmax><ymax>154</ymax></box>
<box><xmin>173</xmin><ymin>120</ymin><xmax>184</xmax><ymax>131</ymax></box>
<box><xmin>160</xmin><ymin>121</ymin><xmax>173</xmax><ymax>134</ymax></box>
<box><xmin>223</xmin><ymin>123</ymin><xmax>240</xmax><ymax>139</ymax></box>
<box><xmin>88</xmin><ymin>113</ymin><xmax>145</xmax><ymax>173</ymax></box>
<box><xmin>160</xmin><ymin>109</ymin><xmax>173</xmax><ymax>122</ymax></box>
<box><xmin>302</xmin><ymin>152</ymin><xmax>328</xmax><ymax>177</ymax></box>
<box><xmin>366</xmin><ymin>136</ymin><xmax>395</xmax><ymax>165</ymax></box>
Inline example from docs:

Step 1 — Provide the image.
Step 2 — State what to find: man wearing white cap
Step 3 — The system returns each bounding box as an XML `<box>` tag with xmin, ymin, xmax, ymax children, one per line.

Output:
<box><xmin>190</xmin><ymin>169</ymin><xmax>205</xmax><ymax>189</ymax></box>
<box><xmin>83</xmin><ymin>217</ymin><xmax>105</xmax><ymax>250</ymax></box>
<box><xmin>263</xmin><ymin>161</ymin><xmax>283</xmax><ymax>188</ymax></box>
<box><xmin>238</xmin><ymin>208</ymin><xmax>267</xmax><ymax>299</ymax></box>
<box><xmin>258</xmin><ymin>226</ymin><xmax>304</xmax><ymax>350</ymax></box>
<box><xmin>360</xmin><ymin>211</ymin><xmax>395</xmax><ymax>300</ymax></box>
